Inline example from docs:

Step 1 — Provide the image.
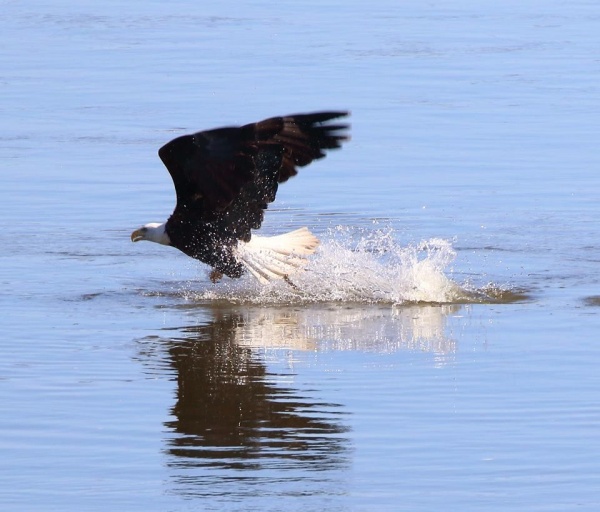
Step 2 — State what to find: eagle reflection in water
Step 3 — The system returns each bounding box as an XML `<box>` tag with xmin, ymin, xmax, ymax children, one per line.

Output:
<box><xmin>153</xmin><ymin>310</ymin><xmax>351</xmax><ymax>473</ymax></box>
<box><xmin>135</xmin><ymin>302</ymin><xmax>458</xmax><ymax>498</ymax></box>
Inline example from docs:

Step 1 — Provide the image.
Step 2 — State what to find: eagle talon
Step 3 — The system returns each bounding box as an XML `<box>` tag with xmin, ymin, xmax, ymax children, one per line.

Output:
<box><xmin>210</xmin><ymin>270</ymin><xmax>223</xmax><ymax>283</ymax></box>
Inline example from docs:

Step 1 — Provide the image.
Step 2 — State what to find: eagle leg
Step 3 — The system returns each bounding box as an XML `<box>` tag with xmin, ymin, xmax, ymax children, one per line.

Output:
<box><xmin>283</xmin><ymin>275</ymin><xmax>299</xmax><ymax>290</ymax></box>
<box><xmin>209</xmin><ymin>269</ymin><xmax>223</xmax><ymax>283</ymax></box>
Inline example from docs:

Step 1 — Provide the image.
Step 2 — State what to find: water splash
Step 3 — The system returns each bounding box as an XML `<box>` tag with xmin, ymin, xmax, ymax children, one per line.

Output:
<box><xmin>186</xmin><ymin>226</ymin><xmax>472</xmax><ymax>305</ymax></box>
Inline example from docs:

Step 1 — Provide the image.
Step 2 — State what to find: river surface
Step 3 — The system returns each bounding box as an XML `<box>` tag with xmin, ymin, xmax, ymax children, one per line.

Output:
<box><xmin>2</xmin><ymin>1</ymin><xmax>600</xmax><ymax>511</ymax></box>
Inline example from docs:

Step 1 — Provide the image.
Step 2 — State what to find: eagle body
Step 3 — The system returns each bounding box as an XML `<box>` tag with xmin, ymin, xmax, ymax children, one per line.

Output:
<box><xmin>131</xmin><ymin>111</ymin><xmax>349</xmax><ymax>283</ymax></box>
<box><xmin>165</xmin><ymin>212</ymin><xmax>245</xmax><ymax>278</ymax></box>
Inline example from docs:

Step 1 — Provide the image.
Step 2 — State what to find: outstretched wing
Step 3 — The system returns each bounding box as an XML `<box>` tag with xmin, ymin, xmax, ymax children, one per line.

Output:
<box><xmin>159</xmin><ymin>111</ymin><xmax>349</xmax><ymax>242</ymax></box>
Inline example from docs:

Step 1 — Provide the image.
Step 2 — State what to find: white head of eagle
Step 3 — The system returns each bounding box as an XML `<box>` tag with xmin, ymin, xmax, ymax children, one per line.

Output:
<box><xmin>130</xmin><ymin>111</ymin><xmax>349</xmax><ymax>284</ymax></box>
<box><xmin>131</xmin><ymin>222</ymin><xmax>171</xmax><ymax>245</ymax></box>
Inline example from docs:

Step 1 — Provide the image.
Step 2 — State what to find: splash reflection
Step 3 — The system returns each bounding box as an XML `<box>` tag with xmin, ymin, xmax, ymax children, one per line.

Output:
<box><xmin>231</xmin><ymin>304</ymin><xmax>460</xmax><ymax>357</ymax></box>
<box><xmin>173</xmin><ymin>302</ymin><xmax>461</xmax><ymax>358</ymax></box>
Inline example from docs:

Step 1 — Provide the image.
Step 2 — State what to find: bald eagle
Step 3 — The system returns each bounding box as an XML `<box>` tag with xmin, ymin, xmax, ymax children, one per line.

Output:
<box><xmin>131</xmin><ymin>111</ymin><xmax>349</xmax><ymax>284</ymax></box>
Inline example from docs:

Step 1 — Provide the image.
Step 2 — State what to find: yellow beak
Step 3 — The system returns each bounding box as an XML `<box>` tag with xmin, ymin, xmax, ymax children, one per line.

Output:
<box><xmin>131</xmin><ymin>229</ymin><xmax>144</xmax><ymax>242</ymax></box>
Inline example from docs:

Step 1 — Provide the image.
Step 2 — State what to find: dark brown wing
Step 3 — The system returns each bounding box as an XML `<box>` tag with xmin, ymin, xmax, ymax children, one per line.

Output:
<box><xmin>158</xmin><ymin>111</ymin><xmax>349</xmax><ymax>216</ymax></box>
<box><xmin>158</xmin><ymin>126</ymin><xmax>257</xmax><ymax>213</ymax></box>
<box><xmin>252</xmin><ymin>111</ymin><xmax>350</xmax><ymax>183</ymax></box>
<box><xmin>159</xmin><ymin>111</ymin><xmax>349</xmax><ymax>254</ymax></box>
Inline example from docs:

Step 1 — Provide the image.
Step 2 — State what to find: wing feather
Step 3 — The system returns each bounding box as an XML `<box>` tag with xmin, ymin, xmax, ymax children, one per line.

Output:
<box><xmin>160</xmin><ymin>111</ymin><xmax>349</xmax><ymax>247</ymax></box>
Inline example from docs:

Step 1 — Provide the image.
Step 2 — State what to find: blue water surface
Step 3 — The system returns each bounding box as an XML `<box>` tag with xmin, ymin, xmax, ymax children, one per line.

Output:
<box><xmin>1</xmin><ymin>1</ymin><xmax>600</xmax><ymax>511</ymax></box>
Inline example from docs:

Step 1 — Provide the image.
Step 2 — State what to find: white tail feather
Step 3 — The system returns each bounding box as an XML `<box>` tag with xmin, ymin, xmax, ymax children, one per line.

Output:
<box><xmin>235</xmin><ymin>227</ymin><xmax>320</xmax><ymax>285</ymax></box>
